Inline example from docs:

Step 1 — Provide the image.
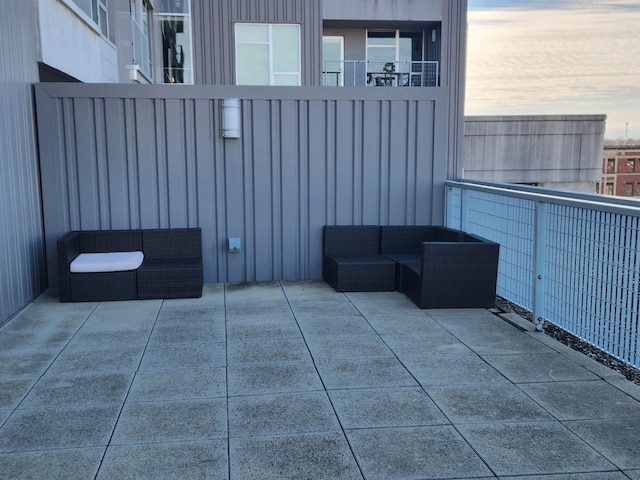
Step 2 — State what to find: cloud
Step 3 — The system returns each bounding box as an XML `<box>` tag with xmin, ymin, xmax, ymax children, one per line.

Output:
<box><xmin>468</xmin><ymin>0</ymin><xmax>640</xmax><ymax>12</ymax></box>
<box><xmin>465</xmin><ymin>5</ymin><xmax>640</xmax><ymax>138</ymax></box>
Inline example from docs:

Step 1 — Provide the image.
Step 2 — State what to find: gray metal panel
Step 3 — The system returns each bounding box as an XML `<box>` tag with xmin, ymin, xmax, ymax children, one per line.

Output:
<box><xmin>323</xmin><ymin>0</ymin><xmax>443</xmax><ymax>21</ymax></box>
<box><xmin>35</xmin><ymin>83</ymin><xmax>450</xmax><ymax>288</ymax></box>
<box><xmin>191</xmin><ymin>0</ymin><xmax>323</xmax><ymax>85</ymax></box>
<box><xmin>0</xmin><ymin>0</ymin><xmax>47</xmax><ymax>324</ymax></box>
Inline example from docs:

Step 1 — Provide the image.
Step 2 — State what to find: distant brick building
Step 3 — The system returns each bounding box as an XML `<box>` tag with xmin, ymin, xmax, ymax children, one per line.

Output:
<box><xmin>599</xmin><ymin>145</ymin><xmax>640</xmax><ymax>196</ymax></box>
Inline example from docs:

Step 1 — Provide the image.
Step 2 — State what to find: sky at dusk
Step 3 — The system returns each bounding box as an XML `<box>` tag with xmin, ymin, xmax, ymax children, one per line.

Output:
<box><xmin>465</xmin><ymin>0</ymin><xmax>640</xmax><ymax>140</ymax></box>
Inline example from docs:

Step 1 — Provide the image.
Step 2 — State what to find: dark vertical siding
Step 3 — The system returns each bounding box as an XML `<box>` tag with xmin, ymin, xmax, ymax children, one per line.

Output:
<box><xmin>192</xmin><ymin>0</ymin><xmax>322</xmax><ymax>85</ymax></box>
<box><xmin>0</xmin><ymin>1</ymin><xmax>47</xmax><ymax>324</ymax></box>
<box><xmin>36</xmin><ymin>84</ymin><xmax>449</xmax><ymax>287</ymax></box>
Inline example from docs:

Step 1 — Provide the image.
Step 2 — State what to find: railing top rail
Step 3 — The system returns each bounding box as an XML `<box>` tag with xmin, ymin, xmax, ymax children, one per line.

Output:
<box><xmin>446</xmin><ymin>180</ymin><xmax>640</xmax><ymax>218</ymax></box>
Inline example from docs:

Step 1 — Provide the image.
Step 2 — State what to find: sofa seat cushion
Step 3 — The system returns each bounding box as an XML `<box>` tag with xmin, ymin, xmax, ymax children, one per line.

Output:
<box><xmin>70</xmin><ymin>251</ymin><xmax>144</xmax><ymax>273</ymax></box>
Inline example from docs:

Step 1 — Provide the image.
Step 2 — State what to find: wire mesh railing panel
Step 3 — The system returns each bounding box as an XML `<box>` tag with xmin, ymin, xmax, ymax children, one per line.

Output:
<box><xmin>463</xmin><ymin>190</ymin><xmax>536</xmax><ymax>312</ymax></box>
<box><xmin>446</xmin><ymin>180</ymin><xmax>640</xmax><ymax>369</ymax></box>
<box><xmin>545</xmin><ymin>205</ymin><xmax>640</xmax><ymax>367</ymax></box>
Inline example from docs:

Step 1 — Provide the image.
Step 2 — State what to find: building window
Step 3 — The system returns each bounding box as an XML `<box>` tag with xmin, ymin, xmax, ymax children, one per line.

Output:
<box><xmin>235</xmin><ymin>24</ymin><xmax>301</xmax><ymax>86</ymax></box>
<box><xmin>322</xmin><ymin>36</ymin><xmax>344</xmax><ymax>86</ymax></box>
<box><xmin>158</xmin><ymin>0</ymin><xmax>192</xmax><ymax>83</ymax></box>
<box><xmin>606</xmin><ymin>159</ymin><xmax>616</xmax><ymax>173</ymax></box>
<box><xmin>605</xmin><ymin>183</ymin><xmax>614</xmax><ymax>195</ymax></box>
<box><xmin>628</xmin><ymin>159</ymin><xmax>636</xmax><ymax>172</ymax></box>
<box><xmin>637</xmin><ymin>183</ymin><xmax>640</xmax><ymax>196</ymax></box>
<box><xmin>366</xmin><ymin>30</ymin><xmax>431</xmax><ymax>86</ymax></box>
<box><xmin>71</xmin><ymin>0</ymin><xmax>108</xmax><ymax>36</ymax></box>
<box><xmin>625</xmin><ymin>183</ymin><xmax>633</xmax><ymax>196</ymax></box>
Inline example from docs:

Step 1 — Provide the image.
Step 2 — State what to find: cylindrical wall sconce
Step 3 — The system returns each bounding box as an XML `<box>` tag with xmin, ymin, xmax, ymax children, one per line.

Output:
<box><xmin>222</xmin><ymin>98</ymin><xmax>241</xmax><ymax>138</ymax></box>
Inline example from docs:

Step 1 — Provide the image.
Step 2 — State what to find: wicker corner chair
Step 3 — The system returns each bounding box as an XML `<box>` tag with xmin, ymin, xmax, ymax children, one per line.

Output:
<box><xmin>402</xmin><ymin>230</ymin><xmax>500</xmax><ymax>309</ymax></box>
<box><xmin>322</xmin><ymin>225</ymin><xmax>396</xmax><ymax>292</ymax></box>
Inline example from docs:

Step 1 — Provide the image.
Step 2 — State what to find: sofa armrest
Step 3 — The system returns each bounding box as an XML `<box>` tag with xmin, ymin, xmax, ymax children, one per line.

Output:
<box><xmin>57</xmin><ymin>231</ymin><xmax>82</xmax><ymax>302</ymax></box>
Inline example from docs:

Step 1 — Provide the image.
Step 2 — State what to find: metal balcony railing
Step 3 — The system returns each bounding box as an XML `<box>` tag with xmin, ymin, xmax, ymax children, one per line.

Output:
<box><xmin>446</xmin><ymin>180</ymin><xmax>640</xmax><ymax>369</ymax></box>
<box><xmin>322</xmin><ymin>60</ymin><xmax>439</xmax><ymax>87</ymax></box>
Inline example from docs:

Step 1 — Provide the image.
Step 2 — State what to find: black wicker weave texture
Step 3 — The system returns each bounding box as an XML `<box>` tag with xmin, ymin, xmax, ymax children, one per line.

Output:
<box><xmin>137</xmin><ymin>228</ymin><xmax>203</xmax><ymax>299</ymax></box>
<box><xmin>57</xmin><ymin>230</ymin><xmax>142</xmax><ymax>302</ymax></box>
<box><xmin>322</xmin><ymin>226</ymin><xmax>395</xmax><ymax>292</ymax></box>
<box><xmin>404</xmin><ymin>238</ymin><xmax>500</xmax><ymax>309</ymax></box>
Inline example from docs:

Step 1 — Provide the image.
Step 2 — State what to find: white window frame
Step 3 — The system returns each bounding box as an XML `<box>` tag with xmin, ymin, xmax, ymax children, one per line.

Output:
<box><xmin>61</xmin><ymin>0</ymin><xmax>109</xmax><ymax>37</ymax></box>
<box><xmin>235</xmin><ymin>23</ymin><xmax>301</xmax><ymax>86</ymax></box>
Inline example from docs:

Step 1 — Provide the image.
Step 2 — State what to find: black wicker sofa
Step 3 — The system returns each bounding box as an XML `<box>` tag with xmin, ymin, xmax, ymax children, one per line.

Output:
<box><xmin>322</xmin><ymin>225</ymin><xmax>499</xmax><ymax>308</ymax></box>
<box><xmin>57</xmin><ymin>228</ymin><xmax>203</xmax><ymax>302</ymax></box>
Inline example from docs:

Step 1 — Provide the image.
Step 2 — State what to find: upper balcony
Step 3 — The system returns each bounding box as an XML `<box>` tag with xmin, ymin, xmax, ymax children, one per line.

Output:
<box><xmin>322</xmin><ymin>60</ymin><xmax>440</xmax><ymax>87</ymax></box>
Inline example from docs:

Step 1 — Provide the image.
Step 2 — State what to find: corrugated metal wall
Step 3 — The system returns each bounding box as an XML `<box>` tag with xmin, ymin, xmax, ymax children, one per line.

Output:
<box><xmin>0</xmin><ymin>0</ymin><xmax>47</xmax><ymax>324</ymax></box>
<box><xmin>35</xmin><ymin>83</ymin><xmax>449</xmax><ymax>287</ymax></box>
<box><xmin>191</xmin><ymin>0</ymin><xmax>323</xmax><ymax>85</ymax></box>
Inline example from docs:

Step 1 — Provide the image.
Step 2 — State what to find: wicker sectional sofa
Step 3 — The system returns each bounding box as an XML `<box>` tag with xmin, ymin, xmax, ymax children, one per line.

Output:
<box><xmin>323</xmin><ymin>225</ymin><xmax>499</xmax><ymax>308</ymax></box>
<box><xmin>57</xmin><ymin>228</ymin><xmax>203</xmax><ymax>302</ymax></box>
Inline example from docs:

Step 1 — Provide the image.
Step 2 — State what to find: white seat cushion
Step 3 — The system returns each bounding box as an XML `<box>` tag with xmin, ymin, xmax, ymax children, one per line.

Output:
<box><xmin>70</xmin><ymin>251</ymin><xmax>144</xmax><ymax>273</ymax></box>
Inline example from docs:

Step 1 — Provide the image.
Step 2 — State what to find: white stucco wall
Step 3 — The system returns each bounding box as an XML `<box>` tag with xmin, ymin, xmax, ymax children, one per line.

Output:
<box><xmin>38</xmin><ymin>0</ymin><xmax>118</xmax><ymax>82</ymax></box>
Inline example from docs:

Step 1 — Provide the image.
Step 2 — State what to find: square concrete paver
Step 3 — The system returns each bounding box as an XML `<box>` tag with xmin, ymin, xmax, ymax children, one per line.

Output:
<box><xmin>127</xmin><ymin>367</ymin><xmax>226</xmax><ymax>401</ymax></box>
<box><xmin>225</xmin><ymin>317</ymin><xmax>302</xmax><ymax>341</ymax></box>
<box><xmin>227</xmin><ymin>337</ymin><xmax>312</xmax><ymax>365</ymax></box>
<box><xmin>97</xmin><ymin>440</ymin><xmax>229</xmax><ymax>480</ymax></box>
<box><xmin>304</xmin><ymin>333</ymin><xmax>394</xmax><ymax>360</ymax></box>
<box><xmin>139</xmin><ymin>342</ymin><xmax>226</xmax><ymax>370</ymax></box>
<box><xmin>403</xmin><ymin>353</ymin><xmax>507</xmax><ymax>386</ymax></box>
<box><xmin>427</xmin><ymin>383</ymin><xmax>554</xmax><ymax>424</ymax></box>
<box><xmin>482</xmin><ymin>352</ymin><xmax>599</xmax><ymax>383</ymax></box>
<box><xmin>564</xmin><ymin>415</ymin><xmax>640</xmax><ymax>470</ymax></box>
<box><xmin>346</xmin><ymin>425</ymin><xmax>493</xmax><ymax>480</ymax></box>
<box><xmin>296</xmin><ymin>315</ymin><xmax>375</xmax><ymax>336</ymax></box>
<box><xmin>47</xmin><ymin>345</ymin><xmax>143</xmax><ymax>374</ymax></box>
<box><xmin>111</xmin><ymin>399</ymin><xmax>227</xmax><ymax>445</ymax></box>
<box><xmin>0</xmin><ymin>378</ymin><xmax>35</xmax><ymax>410</ymax></box>
<box><xmin>519</xmin><ymin>380</ymin><xmax>640</xmax><ymax>420</ymax></box>
<box><xmin>328</xmin><ymin>387</ymin><xmax>447</xmax><ymax>429</ymax></box>
<box><xmin>20</xmin><ymin>372</ymin><xmax>133</xmax><ymax>408</ymax></box>
<box><xmin>0</xmin><ymin>405</ymin><xmax>120</xmax><ymax>452</ymax></box>
<box><xmin>229</xmin><ymin>391</ymin><xmax>340</xmax><ymax>437</ymax></box>
<box><xmin>457</xmin><ymin>421</ymin><xmax>615</xmax><ymax>477</ymax></box>
<box><xmin>227</xmin><ymin>361</ymin><xmax>323</xmax><ymax>396</ymax></box>
<box><xmin>230</xmin><ymin>432</ymin><xmax>362</xmax><ymax>480</ymax></box>
<box><xmin>315</xmin><ymin>357</ymin><xmax>418</xmax><ymax>390</ymax></box>
<box><xmin>0</xmin><ymin>447</ymin><xmax>104</xmax><ymax>480</ymax></box>
<box><xmin>500</xmin><ymin>473</ymin><xmax>629</xmax><ymax>480</ymax></box>
<box><xmin>149</xmin><ymin>321</ymin><xmax>226</xmax><ymax>345</ymax></box>
<box><xmin>383</xmin><ymin>331</ymin><xmax>475</xmax><ymax>358</ymax></box>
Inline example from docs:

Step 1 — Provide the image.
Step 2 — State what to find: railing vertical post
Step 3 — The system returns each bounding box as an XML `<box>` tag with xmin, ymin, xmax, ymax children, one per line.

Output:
<box><xmin>460</xmin><ymin>187</ymin><xmax>469</xmax><ymax>232</ymax></box>
<box><xmin>533</xmin><ymin>201</ymin><xmax>547</xmax><ymax>331</ymax></box>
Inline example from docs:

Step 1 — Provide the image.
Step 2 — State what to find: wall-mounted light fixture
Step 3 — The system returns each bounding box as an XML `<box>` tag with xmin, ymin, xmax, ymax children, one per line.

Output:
<box><xmin>222</xmin><ymin>98</ymin><xmax>241</xmax><ymax>138</ymax></box>
<box><xmin>432</xmin><ymin>29</ymin><xmax>437</xmax><ymax>43</ymax></box>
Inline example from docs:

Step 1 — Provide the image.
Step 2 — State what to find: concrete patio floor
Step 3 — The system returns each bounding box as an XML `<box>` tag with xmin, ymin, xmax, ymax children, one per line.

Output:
<box><xmin>1</xmin><ymin>281</ymin><xmax>640</xmax><ymax>480</ymax></box>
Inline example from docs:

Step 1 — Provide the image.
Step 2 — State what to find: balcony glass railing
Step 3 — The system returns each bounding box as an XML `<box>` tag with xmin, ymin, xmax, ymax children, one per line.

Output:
<box><xmin>322</xmin><ymin>60</ymin><xmax>439</xmax><ymax>87</ymax></box>
<box><xmin>130</xmin><ymin>16</ymin><xmax>151</xmax><ymax>80</ymax></box>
